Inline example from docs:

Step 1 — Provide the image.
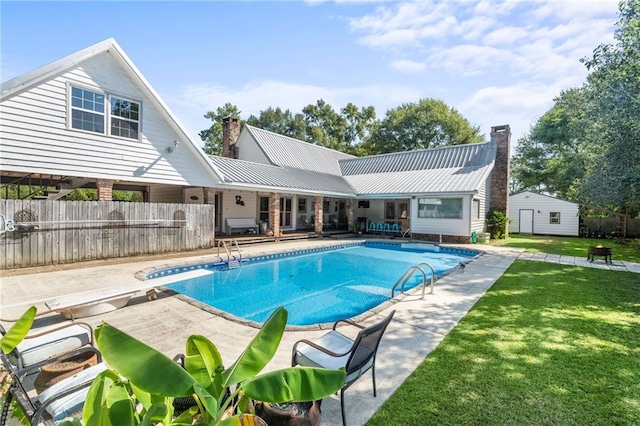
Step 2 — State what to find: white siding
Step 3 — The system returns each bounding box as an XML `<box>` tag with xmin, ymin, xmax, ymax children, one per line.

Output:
<box><xmin>220</xmin><ymin>190</ymin><xmax>259</xmax><ymax>233</ymax></box>
<box><xmin>0</xmin><ymin>51</ymin><xmax>215</xmax><ymax>187</ymax></box>
<box><xmin>235</xmin><ymin>131</ymin><xmax>271</xmax><ymax>165</ymax></box>
<box><xmin>148</xmin><ymin>185</ymin><xmax>183</xmax><ymax>203</ymax></box>
<box><xmin>471</xmin><ymin>178</ymin><xmax>490</xmax><ymax>233</ymax></box>
<box><xmin>508</xmin><ymin>191</ymin><xmax>579</xmax><ymax>236</ymax></box>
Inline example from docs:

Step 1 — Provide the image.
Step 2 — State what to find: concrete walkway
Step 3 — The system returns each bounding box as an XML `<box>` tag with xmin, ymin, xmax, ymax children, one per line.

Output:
<box><xmin>1</xmin><ymin>241</ymin><xmax>636</xmax><ymax>425</ymax></box>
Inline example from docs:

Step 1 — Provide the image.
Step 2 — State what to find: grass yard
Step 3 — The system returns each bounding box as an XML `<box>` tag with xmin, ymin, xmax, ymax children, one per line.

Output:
<box><xmin>368</xmin><ymin>261</ymin><xmax>640</xmax><ymax>425</ymax></box>
<box><xmin>491</xmin><ymin>234</ymin><xmax>640</xmax><ymax>263</ymax></box>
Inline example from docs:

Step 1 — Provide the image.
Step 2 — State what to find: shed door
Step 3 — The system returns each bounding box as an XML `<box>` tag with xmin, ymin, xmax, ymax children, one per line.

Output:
<box><xmin>519</xmin><ymin>209</ymin><xmax>534</xmax><ymax>234</ymax></box>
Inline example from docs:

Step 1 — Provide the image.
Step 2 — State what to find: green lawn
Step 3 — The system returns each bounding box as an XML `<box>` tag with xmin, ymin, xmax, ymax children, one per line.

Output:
<box><xmin>491</xmin><ymin>234</ymin><xmax>640</xmax><ymax>263</ymax></box>
<box><xmin>368</xmin><ymin>261</ymin><xmax>640</xmax><ymax>425</ymax></box>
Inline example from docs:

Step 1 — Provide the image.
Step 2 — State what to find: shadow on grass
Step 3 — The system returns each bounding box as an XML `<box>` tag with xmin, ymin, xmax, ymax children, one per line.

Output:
<box><xmin>368</xmin><ymin>260</ymin><xmax>640</xmax><ymax>426</ymax></box>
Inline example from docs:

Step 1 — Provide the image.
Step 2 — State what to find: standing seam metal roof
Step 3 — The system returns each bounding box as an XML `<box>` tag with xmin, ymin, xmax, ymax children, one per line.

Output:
<box><xmin>245</xmin><ymin>125</ymin><xmax>355</xmax><ymax>176</ymax></box>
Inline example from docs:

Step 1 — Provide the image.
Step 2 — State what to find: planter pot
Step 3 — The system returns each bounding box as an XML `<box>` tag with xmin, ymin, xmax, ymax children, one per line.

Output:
<box><xmin>255</xmin><ymin>401</ymin><xmax>321</xmax><ymax>426</ymax></box>
<box><xmin>34</xmin><ymin>351</ymin><xmax>98</xmax><ymax>394</ymax></box>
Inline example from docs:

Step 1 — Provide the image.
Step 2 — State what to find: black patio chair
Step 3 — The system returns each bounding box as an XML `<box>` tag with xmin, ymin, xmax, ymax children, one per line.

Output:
<box><xmin>291</xmin><ymin>310</ymin><xmax>395</xmax><ymax>426</ymax></box>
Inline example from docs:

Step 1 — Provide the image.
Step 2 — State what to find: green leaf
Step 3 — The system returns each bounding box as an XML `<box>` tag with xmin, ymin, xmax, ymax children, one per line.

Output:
<box><xmin>0</xmin><ymin>306</ymin><xmax>36</xmax><ymax>354</ymax></box>
<box><xmin>193</xmin><ymin>382</ymin><xmax>219</xmax><ymax>420</ymax></box>
<box><xmin>139</xmin><ymin>402</ymin><xmax>169</xmax><ymax>426</ymax></box>
<box><xmin>106</xmin><ymin>381</ymin><xmax>137</xmax><ymax>426</ymax></box>
<box><xmin>84</xmin><ymin>369</ymin><xmax>120</xmax><ymax>426</ymax></box>
<box><xmin>223</xmin><ymin>307</ymin><xmax>287</xmax><ymax>386</ymax></box>
<box><xmin>217</xmin><ymin>414</ymin><xmax>266</xmax><ymax>426</ymax></box>
<box><xmin>241</xmin><ymin>367</ymin><xmax>346</xmax><ymax>403</ymax></box>
<box><xmin>95</xmin><ymin>323</ymin><xmax>196</xmax><ymax>397</ymax></box>
<box><xmin>184</xmin><ymin>334</ymin><xmax>223</xmax><ymax>390</ymax></box>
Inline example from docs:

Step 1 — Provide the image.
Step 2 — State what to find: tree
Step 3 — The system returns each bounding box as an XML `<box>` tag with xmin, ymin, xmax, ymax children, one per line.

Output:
<box><xmin>580</xmin><ymin>0</ymin><xmax>640</xmax><ymax>216</ymax></box>
<box><xmin>199</xmin><ymin>103</ymin><xmax>242</xmax><ymax>155</ymax></box>
<box><xmin>510</xmin><ymin>88</ymin><xmax>593</xmax><ymax>199</ymax></box>
<box><xmin>367</xmin><ymin>98</ymin><xmax>483</xmax><ymax>154</ymax></box>
<box><xmin>246</xmin><ymin>107</ymin><xmax>307</xmax><ymax>140</ymax></box>
<box><xmin>301</xmin><ymin>99</ymin><xmax>350</xmax><ymax>152</ymax></box>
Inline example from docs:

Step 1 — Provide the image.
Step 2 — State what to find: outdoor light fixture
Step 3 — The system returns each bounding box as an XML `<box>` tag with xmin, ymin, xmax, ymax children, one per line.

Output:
<box><xmin>166</xmin><ymin>140</ymin><xmax>179</xmax><ymax>153</ymax></box>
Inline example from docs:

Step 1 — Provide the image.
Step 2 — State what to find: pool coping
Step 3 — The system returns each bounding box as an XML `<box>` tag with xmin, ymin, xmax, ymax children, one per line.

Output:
<box><xmin>136</xmin><ymin>239</ymin><xmax>484</xmax><ymax>331</ymax></box>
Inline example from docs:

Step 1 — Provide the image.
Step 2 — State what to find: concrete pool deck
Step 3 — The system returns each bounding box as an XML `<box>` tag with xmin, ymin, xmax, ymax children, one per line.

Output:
<box><xmin>0</xmin><ymin>241</ymin><xmax>539</xmax><ymax>425</ymax></box>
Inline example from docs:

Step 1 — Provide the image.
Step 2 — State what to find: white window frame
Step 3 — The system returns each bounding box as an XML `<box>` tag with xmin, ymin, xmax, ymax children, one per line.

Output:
<box><xmin>472</xmin><ymin>199</ymin><xmax>480</xmax><ymax>219</ymax></box>
<box><xmin>68</xmin><ymin>84</ymin><xmax>141</xmax><ymax>141</ymax></box>
<box><xmin>418</xmin><ymin>198</ymin><xmax>463</xmax><ymax>219</ymax></box>
<box><xmin>110</xmin><ymin>96</ymin><xmax>141</xmax><ymax>140</ymax></box>
<box><xmin>550</xmin><ymin>212</ymin><xmax>561</xmax><ymax>224</ymax></box>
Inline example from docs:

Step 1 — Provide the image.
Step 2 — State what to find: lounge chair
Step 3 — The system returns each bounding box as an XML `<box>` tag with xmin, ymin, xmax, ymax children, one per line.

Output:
<box><xmin>291</xmin><ymin>310</ymin><xmax>396</xmax><ymax>426</ymax></box>
<box><xmin>0</xmin><ymin>321</ymin><xmax>93</xmax><ymax>376</ymax></box>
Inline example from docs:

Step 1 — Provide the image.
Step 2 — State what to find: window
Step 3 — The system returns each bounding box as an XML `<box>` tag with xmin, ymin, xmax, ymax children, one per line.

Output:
<box><xmin>70</xmin><ymin>86</ymin><xmax>140</xmax><ymax>140</ymax></box>
<box><xmin>385</xmin><ymin>201</ymin><xmax>396</xmax><ymax>219</ymax></box>
<box><xmin>472</xmin><ymin>199</ymin><xmax>480</xmax><ymax>219</ymax></box>
<box><xmin>111</xmin><ymin>97</ymin><xmax>140</xmax><ymax>139</ymax></box>
<box><xmin>298</xmin><ymin>197</ymin><xmax>307</xmax><ymax>213</ymax></box>
<box><xmin>418</xmin><ymin>198</ymin><xmax>463</xmax><ymax>219</ymax></box>
<box><xmin>71</xmin><ymin>86</ymin><xmax>105</xmax><ymax>133</ymax></box>
<box><xmin>259</xmin><ymin>196</ymin><xmax>269</xmax><ymax>222</ymax></box>
<box><xmin>550</xmin><ymin>212</ymin><xmax>561</xmax><ymax>224</ymax></box>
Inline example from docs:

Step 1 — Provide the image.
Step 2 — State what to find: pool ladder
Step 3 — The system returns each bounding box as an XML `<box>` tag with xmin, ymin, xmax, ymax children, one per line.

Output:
<box><xmin>391</xmin><ymin>262</ymin><xmax>436</xmax><ymax>300</ymax></box>
<box><xmin>217</xmin><ymin>239</ymin><xmax>243</xmax><ymax>269</ymax></box>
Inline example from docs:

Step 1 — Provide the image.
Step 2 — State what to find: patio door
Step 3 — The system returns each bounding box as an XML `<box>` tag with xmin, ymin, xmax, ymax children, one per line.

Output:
<box><xmin>280</xmin><ymin>197</ymin><xmax>292</xmax><ymax>229</ymax></box>
<box><xmin>519</xmin><ymin>209</ymin><xmax>534</xmax><ymax>234</ymax></box>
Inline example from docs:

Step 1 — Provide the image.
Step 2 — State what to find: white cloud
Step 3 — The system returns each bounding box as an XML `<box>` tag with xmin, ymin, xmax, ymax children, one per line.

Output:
<box><xmin>483</xmin><ymin>26</ymin><xmax>530</xmax><ymax>46</ymax></box>
<box><xmin>390</xmin><ymin>59</ymin><xmax>426</xmax><ymax>73</ymax></box>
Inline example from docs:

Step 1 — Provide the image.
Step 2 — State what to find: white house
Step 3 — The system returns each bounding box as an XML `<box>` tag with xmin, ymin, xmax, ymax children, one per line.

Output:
<box><xmin>0</xmin><ymin>38</ymin><xmax>223</xmax><ymax>202</ymax></box>
<box><xmin>508</xmin><ymin>191</ymin><xmax>579</xmax><ymax>236</ymax></box>
<box><xmin>1</xmin><ymin>38</ymin><xmax>513</xmax><ymax>244</ymax></box>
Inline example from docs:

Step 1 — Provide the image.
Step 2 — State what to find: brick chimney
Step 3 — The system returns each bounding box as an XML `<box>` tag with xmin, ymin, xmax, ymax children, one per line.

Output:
<box><xmin>222</xmin><ymin>117</ymin><xmax>240</xmax><ymax>158</ymax></box>
<box><xmin>490</xmin><ymin>124</ymin><xmax>511</xmax><ymax>218</ymax></box>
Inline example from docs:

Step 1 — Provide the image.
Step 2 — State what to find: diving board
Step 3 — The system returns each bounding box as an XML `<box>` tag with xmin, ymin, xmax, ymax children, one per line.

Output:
<box><xmin>45</xmin><ymin>269</ymin><xmax>213</xmax><ymax>319</ymax></box>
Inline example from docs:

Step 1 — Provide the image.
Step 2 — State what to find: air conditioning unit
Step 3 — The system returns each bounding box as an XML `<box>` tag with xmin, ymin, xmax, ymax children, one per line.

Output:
<box><xmin>183</xmin><ymin>187</ymin><xmax>204</xmax><ymax>204</ymax></box>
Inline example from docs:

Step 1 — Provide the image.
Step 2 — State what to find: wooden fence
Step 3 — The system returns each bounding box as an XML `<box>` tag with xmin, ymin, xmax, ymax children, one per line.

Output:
<box><xmin>0</xmin><ymin>200</ymin><xmax>215</xmax><ymax>269</ymax></box>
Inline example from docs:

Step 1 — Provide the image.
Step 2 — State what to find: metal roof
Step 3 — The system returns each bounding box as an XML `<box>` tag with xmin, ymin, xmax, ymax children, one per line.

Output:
<box><xmin>339</xmin><ymin>140</ymin><xmax>495</xmax><ymax>175</ymax></box>
<box><xmin>245</xmin><ymin>125</ymin><xmax>355</xmax><ymax>176</ymax></box>
<box><xmin>340</xmin><ymin>141</ymin><xmax>496</xmax><ymax>195</ymax></box>
<box><xmin>209</xmin><ymin>156</ymin><xmax>356</xmax><ymax>196</ymax></box>
<box><xmin>212</xmin><ymin>136</ymin><xmax>496</xmax><ymax>197</ymax></box>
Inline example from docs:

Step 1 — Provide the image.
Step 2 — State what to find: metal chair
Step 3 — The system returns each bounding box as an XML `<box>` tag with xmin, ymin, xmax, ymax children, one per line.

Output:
<box><xmin>291</xmin><ymin>310</ymin><xmax>395</xmax><ymax>426</ymax></box>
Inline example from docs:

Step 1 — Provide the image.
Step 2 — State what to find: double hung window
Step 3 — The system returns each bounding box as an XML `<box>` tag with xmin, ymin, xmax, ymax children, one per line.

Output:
<box><xmin>70</xmin><ymin>85</ymin><xmax>140</xmax><ymax>140</ymax></box>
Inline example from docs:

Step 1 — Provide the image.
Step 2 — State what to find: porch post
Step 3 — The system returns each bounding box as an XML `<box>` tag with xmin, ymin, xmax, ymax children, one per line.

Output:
<box><xmin>203</xmin><ymin>187</ymin><xmax>216</xmax><ymax>237</ymax></box>
<box><xmin>96</xmin><ymin>179</ymin><xmax>114</xmax><ymax>201</ymax></box>
<box><xmin>269</xmin><ymin>193</ymin><xmax>281</xmax><ymax>239</ymax></box>
<box><xmin>314</xmin><ymin>196</ymin><xmax>323</xmax><ymax>234</ymax></box>
<box><xmin>346</xmin><ymin>199</ymin><xmax>354</xmax><ymax>230</ymax></box>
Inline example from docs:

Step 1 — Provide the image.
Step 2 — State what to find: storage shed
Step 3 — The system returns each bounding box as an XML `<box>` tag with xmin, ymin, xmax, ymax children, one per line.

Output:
<box><xmin>508</xmin><ymin>191</ymin><xmax>579</xmax><ymax>236</ymax></box>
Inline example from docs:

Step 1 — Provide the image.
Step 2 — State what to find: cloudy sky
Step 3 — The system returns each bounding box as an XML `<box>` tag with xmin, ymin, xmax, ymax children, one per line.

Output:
<box><xmin>1</xmin><ymin>0</ymin><xmax>619</xmax><ymax>145</ymax></box>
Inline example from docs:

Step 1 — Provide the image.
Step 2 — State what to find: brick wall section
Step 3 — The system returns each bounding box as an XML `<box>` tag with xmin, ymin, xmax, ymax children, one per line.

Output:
<box><xmin>96</xmin><ymin>179</ymin><xmax>114</xmax><ymax>201</ymax></box>
<box><xmin>222</xmin><ymin>117</ymin><xmax>240</xmax><ymax>158</ymax></box>
<box><xmin>412</xmin><ymin>233</ymin><xmax>471</xmax><ymax>244</ymax></box>
<box><xmin>314</xmin><ymin>196</ymin><xmax>323</xmax><ymax>234</ymax></box>
<box><xmin>490</xmin><ymin>125</ymin><xmax>511</xmax><ymax>221</ymax></box>
<box><xmin>346</xmin><ymin>199</ymin><xmax>354</xmax><ymax>229</ymax></box>
<box><xmin>269</xmin><ymin>193</ymin><xmax>281</xmax><ymax>238</ymax></box>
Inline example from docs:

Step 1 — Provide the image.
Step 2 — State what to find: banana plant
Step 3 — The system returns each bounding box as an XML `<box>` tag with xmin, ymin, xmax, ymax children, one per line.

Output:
<box><xmin>0</xmin><ymin>306</ymin><xmax>36</xmax><ymax>355</ymax></box>
<box><xmin>59</xmin><ymin>307</ymin><xmax>345</xmax><ymax>425</ymax></box>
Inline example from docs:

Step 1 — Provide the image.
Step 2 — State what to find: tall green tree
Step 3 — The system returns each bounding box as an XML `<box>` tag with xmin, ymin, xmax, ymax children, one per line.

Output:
<box><xmin>199</xmin><ymin>103</ymin><xmax>242</xmax><ymax>155</ymax></box>
<box><xmin>301</xmin><ymin>99</ymin><xmax>349</xmax><ymax>152</ymax></box>
<box><xmin>367</xmin><ymin>98</ymin><xmax>483</xmax><ymax>154</ymax></box>
<box><xmin>246</xmin><ymin>107</ymin><xmax>307</xmax><ymax>140</ymax></box>
<box><xmin>511</xmin><ymin>88</ymin><xmax>593</xmax><ymax>199</ymax></box>
<box><xmin>580</xmin><ymin>0</ymin><xmax>640</xmax><ymax>216</ymax></box>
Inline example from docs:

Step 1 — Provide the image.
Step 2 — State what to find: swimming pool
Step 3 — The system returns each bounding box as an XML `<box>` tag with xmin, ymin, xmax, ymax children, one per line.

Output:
<box><xmin>160</xmin><ymin>242</ymin><xmax>476</xmax><ymax>326</ymax></box>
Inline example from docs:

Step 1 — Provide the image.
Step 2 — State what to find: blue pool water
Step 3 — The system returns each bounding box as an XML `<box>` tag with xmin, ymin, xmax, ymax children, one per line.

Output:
<box><xmin>164</xmin><ymin>243</ymin><xmax>475</xmax><ymax>326</ymax></box>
